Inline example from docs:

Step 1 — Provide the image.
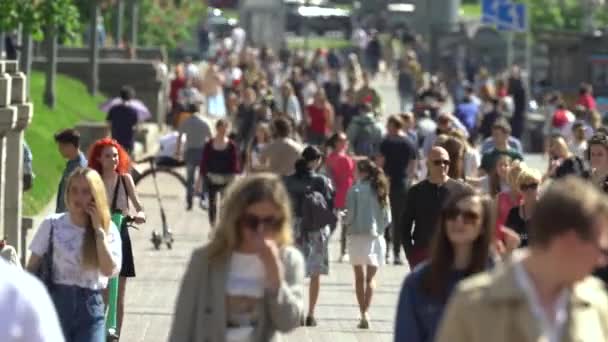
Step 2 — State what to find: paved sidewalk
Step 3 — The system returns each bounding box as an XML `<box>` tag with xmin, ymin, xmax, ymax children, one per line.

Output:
<box><xmin>119</xmin><ymin>171</ymin><xmax>409</xmax><ymax>342</ymax></box>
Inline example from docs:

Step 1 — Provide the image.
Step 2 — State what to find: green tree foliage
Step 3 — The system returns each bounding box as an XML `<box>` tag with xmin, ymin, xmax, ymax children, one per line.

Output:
<box><xmin>0</xmin><ymin>0</ymin><xmax>80</xmax><ymax>41</ymax></box>
<box><xmin>138</xmin><ymin>0</ymin><xmax>205</xmax><ymax>49</ymax></box>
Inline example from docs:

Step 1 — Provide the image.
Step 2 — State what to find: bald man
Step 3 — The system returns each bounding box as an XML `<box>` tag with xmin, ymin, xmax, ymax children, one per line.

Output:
<box><xmin>400</xmin><ymin>147</ymin><xmax>471</xmax><ymax>268</ymax></box>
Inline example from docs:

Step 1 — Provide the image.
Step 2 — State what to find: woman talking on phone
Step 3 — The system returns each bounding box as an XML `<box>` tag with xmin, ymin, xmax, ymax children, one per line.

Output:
<box><xmin>169</xmin><ymin>173</ymin><xmax>304</xmax><ymax>342</ymax></box>
<box><xmin>88</xmin><ymin>137</ymin><xmax>146</xmax><ymax>337</ymax></box>
<box><xmin>27</xmin><ymin>167</ymin><xmax>122</xmax><ymax>342</ymax></box>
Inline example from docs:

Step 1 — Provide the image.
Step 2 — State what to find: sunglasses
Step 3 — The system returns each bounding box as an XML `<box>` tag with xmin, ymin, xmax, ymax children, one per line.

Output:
<box><xmin>432</xmin><ymin>159</ymin><xmax>450</xmax><ymax>167</ymax></box>
<box><xmin>444</xmin><ymin>207</ymin><xmax>481</xmax><ymax>224</ymax></box>
<box><xmin>520</xmin><ymin>183</ymin><xmax>539</xmax><ymax>191</ymax></box>
<box><xmin>239</xmin><ymin>214</ymin><xmax>284</xmax><ymax>232</ymax></box>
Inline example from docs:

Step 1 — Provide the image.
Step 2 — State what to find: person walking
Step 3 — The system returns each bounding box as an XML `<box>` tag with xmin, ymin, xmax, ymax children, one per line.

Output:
<box><xmin>259</xmin><ymin>118</ymin><xmax>304</xmax><ymax>177</ymax></box>
<box><xmin>400</xmin><ymin>147</ymin><xmax>471</xmax><ymax>268</ymax></box>
<box><xmin>504</xmin><ymin>167</ymin><xmax>542</xmax><ymax>248</ymax></box>
<box><xmin>54</xmin><ymin>129</ymin><xmax>88</xmax><ymax>213</ymax></box>
<box><xmin>377</xmin><ymin>115</ymin><xmax>417</xmax><ymax>264</ymax></box>
<box><xmin>169</xmin><ymin>174</ymin><xmax>305</xmax><ymax>342</ymax></box>
<box><xmin>394</xmin><ymin>189</ymin><xmax>495</xmax><ymax>342</ymax></box>
<box><xmin>345</xmin><ymin>159</ymin><xmax>391</xmax><ymax>329</ymax></box>
<box><xmin>305</xmin><ymin>89</ymin><xmax>334</xmax><ymax>146</ymax></box>
<box><xmin>87</xmin><ymin>137</ymin><xmax>147</xmax><ymax>337</ymax></box>
<box><xmin>246</xmin><ymin>122</ymin><xmax>272</xmax><ymax>173</ymax></box>
<box><xmin>198</xmin><ymin>119</ymin><xmax>240</xmax><ymax>228</ymax></box>
<box><xmin>436</xmin><ymin>177</ymin><xmax>608</xmax><ymax>342</ymax></box>
<box><xmin>586</xmin><ymin>133</ymin><xmax>608</xmax><ymax>284</ymax></box>
<box><xmin>106</xmin><ymin>86</ymin><xmax>139</xmax><ymax>154</ymax></box>
<box><xmin>27</xmin><ymin>167</ymin><xmax>122</xmax><ymax>342</ymax></box>
<box><xmin>325</xmin><ymin>132</ymin><xmax>356</xmax><ymax>261</ymax></box>
<box><xmin>175</xmin><ymin>103</ymin><xmax>213</xmax><ymax>210</ymax></box>
<box><xmin>346</xmin><ymin>100</ymin><xmax>384</xmax><ymax>159</ymax></box>
<box><xmin>283</xmin><ymin>146</ymin><xmax>335</xmax><ymax>327</ymax></box>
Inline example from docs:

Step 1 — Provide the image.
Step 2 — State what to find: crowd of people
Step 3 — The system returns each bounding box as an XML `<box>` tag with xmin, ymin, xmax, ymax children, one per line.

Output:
<box><xmin>3</xmin><ymin>32</ymin><xmax>608</xmax><ymax>342</ymax></box>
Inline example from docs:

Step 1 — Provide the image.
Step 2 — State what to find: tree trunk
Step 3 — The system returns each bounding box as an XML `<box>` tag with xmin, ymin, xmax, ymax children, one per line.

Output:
<box><xmin>89</xmin><ymin>3</ymin><xmax>100</xmax><ymax>96</ymax></box>
<box><xmin>129</xmin><ymin>0</ymin><xmax>139</xmax><ymax>50</ymax></box>
<box><xmin>44</xmin><ymin>30</ymin><xmax>57</xmax><ymax>108</ymax></box>
<box><xmin>19</xmin><ymin>33</ymin><xmax>33</xmax><ymax>98</ymax></box>
<box><xmin>0</xmin><ymin>32</ymin><xmax>5</xmax><ymax>60</ymax></box>
<box><xmin>115</xmin><ymin>0</ymin><xmax>125</xmax><ymax>46</ymax></box>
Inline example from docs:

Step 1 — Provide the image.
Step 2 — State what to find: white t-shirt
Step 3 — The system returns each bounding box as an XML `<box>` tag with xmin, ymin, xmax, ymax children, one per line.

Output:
<box><xmin>29</xmin><ymin>213</ymin><xmax>122</xmax><ymax>290</ymax></box>
<box><xmin>225</xmin><ymin>252</ymin><xmax>266</xmax><ymax>342</ymax></box>
<box><xmin>0</xmin><ymin>259</ymin><xmax>65</xmax><ymax>342</ymax></box>
<box><xmin>157</xmin><ymin>132</ymin><xmax>185</xmax><ymax>158</ymax></box>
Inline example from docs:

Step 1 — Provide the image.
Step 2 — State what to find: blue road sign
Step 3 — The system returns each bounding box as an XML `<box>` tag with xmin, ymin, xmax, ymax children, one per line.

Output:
<box><xmin>497</xmin><ymin>2</ymin><xmax>527</xmax><ymax>32</ymax></box>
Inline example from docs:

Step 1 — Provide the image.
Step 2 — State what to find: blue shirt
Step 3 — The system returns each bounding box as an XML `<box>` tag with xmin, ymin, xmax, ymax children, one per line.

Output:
<box><xmin>394</xmin><ymin>263</ymin><xmax>467</xmax><ymax>342</ymax></box>
<box><xmin>56</xmin><ymin>152</ymin><xmax>87</xmax><ymax>213</ymax></box>
<box><xmin>455</xmin><ymin>101</ymin><xmax>480</xmax><ymax>134</ymax></box>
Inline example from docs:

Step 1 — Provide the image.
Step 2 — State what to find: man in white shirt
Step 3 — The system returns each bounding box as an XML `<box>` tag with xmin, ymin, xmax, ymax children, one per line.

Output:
<box><xmin>0</xmin><ymin>259</ymin><xmax>65</xmax><ymax>342</ymax></box>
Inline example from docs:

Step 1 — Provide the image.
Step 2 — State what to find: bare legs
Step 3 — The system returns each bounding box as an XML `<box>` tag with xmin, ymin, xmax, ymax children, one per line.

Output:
<box><xmin>308</xmin><ymin>274</ymin><xmax>320</xmax><ymax>318</ymax></box>
<box><xmin>353</xmin><ymin>265</ymin><xmax>377</xmax><ymax>327</ymax></box>
<box><xmin>117</xmin><ymin>277</ymin><xmax>127</xmax><ymax>336</ymax></box>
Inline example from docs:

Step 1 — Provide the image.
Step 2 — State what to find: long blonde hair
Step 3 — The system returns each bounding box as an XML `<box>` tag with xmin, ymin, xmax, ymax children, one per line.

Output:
<box><xmin>64</xmin><ymin>167</ymin><xmax>111</xmax><ymax>269</ymax></box>
<box><xmin>208</xmin><ymin>173</ymin><xmax>293</xmax><ymax>260</ymax></box>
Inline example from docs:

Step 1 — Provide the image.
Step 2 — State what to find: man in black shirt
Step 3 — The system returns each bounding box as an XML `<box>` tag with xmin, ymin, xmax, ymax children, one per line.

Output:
<box><xmin>400</xmin><ymin>146</ymin><xmax>470</xmax><ymax>268</ymax></box>
<box><xmin>107</xmin><ymin>86</ymin><xmax>139</xmax><ymax>153</ymax></box>
<box><xmin>377</xmin><ymin>115</ymin><xmax>417</xmax><ymax>265</ymax></box>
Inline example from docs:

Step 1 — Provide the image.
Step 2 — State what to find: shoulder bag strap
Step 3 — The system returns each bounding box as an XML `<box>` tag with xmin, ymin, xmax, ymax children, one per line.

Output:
<box><xmin>48</xmin><ymin>218</ymin><xmax>55</xmax><ymax>277</ymax></box>
<box><xmin>111</xmin><ymin>176</ymin><xmax>121</xmax><ymax>212</ymax></box>
<box><xmin>120</xmin><ymin>175</ymin><xmax>129</xmax><ymax>211</ymax></box>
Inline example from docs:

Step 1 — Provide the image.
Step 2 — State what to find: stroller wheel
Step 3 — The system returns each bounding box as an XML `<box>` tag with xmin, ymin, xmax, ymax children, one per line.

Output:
<box><xmin>151</xmin><ymin>231</ymin><xmax>162</xmax><ymax>250</ymax></box>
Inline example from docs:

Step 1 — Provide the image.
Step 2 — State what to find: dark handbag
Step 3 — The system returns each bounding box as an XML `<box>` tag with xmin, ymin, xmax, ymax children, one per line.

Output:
<box><xmin>35</xmin><ymin>219</ymin><xmax>55</xmax><ymax>289</ymax></box>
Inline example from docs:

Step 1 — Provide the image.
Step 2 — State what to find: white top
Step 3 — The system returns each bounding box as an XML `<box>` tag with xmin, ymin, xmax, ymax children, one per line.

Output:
<box><xmin>157</xmin><ymin>132</ymin><xmax>185</xmax><ymax>158</ymax></box>
<box><xmin>225</xmin><ymin>252</ymin><xmax>266</xmax><ymax>342</ymax></box>
<box><xmin>29</xmin><ymin>213</ymin><xmax>122</xmax><ymax>290</ymax></box>
<box><xmin>0</xmin><ymin>259</ymin><xmax>65</xmax><ymax>342</ymax></box>
<box><xmin>250</xmin><ymin>143</ymin><xmax>267</xmax><ymax>170</ymax></box>
<box><xmin>569</xmin><ymin>141</ymin><xmax>588</xmax><ymax>160</ymax></box>
<box><xmin>224</xmin><ymin>67</ymin><xmax>243</xmax><ymax>86</ymax></box>
<box><xmin>513</xmin><ymin>260</ymin><xmax>570</xmax><ymax>342</ymax></box>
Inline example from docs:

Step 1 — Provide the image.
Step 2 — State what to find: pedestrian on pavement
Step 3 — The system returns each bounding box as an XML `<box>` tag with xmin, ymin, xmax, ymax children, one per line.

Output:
<box><xmin>305</xmin><ymin>89</ymin><xmax>335</xmax><ymax>146</ymax></box>
<box><xmin>88</xmin><ymin>137</ymin><xmax>147</xmax><ymax>337</ymax></box>
<box><xmin>259</xmin><ymin>118</ymin><xmax>304</xmax><ymax>176</ymax></box>
<box><xmin>377</xmin><ymin>115</ymin><xmax>417</xmax><ymax>264</ymax></box>
<box><xmin>587</xmin><ymin>133</ymin><xmax>608</xmax><ymax>285</ymax></box>
<box><xmin>283</xmin><ymin>146</ymin><xmax>335</xmax><ymax>327</ymax></box>
<box><xmin>435</xmin><ymin>177</ymin><xmax>608</xmax><ymax>342</ymax></box>
<box><xmin>507</xmin><ymin>65</ymin><xmax>527</xmax><ymax>139</ymax></box>
<box><xmin>325</xmin><ymin>132</ymin><xmax>356</xmax><ymax>261</ymax></box>
<box><xmin>355</xmin><ymin>72</ymin><xmax>382</xmax><ymax>114</ymax></box>
<box><xmin>106</xmin><ymin>86</ymin><xmax>139</xmax><ymax>154</ymax></box>
<box><xmin>479</xmin><ymin>119</ymin><xmax>523</xmax><ymax>175</ymax></box>
<box><xmin>279</xmin><ymin>82</ymin><xmax>303</xmax><ymax>132</ymax></box>
<box><xmin>504</xmin><ymin>167</ymin><xmax>542</xmax><ymax>249</ymax></box>
<box><xmin>175</xmin><ymin>103</ymin><xmax>213</xmax><ymax>210</ymax></box>
<box><xmin>346</xmin><ymin>101</ymin><xmax>384</xmax><ymax>159</ymax></box>
<box><xmin>197</xmin><ymin>119</ymin><xmax>240</xmax><ymax>228</ymax></box>
<box><xmin>494</xmin><ymin>161</ymin><xmax>524</xmax><ymax>243</ymax></box>
<box><xmin>1</xmin><ymin>259</ymin><xmax>65</xmax><ymax>342</ymax></box>
<box><xmin>27</xmin><ymin>167</ymin><xmax>122</xmax><ymax>342</ymax></box>
<box><xmin>345</xmin><ymin>159</ymin><xmax>391</xmax><ymax>329</ymax></box>
<box><xmin>54</xmin><ymin>129</ymin><xmax>88</xmax><ymax>213</ymax></box>
<box><xmin>169</xmin><ymin>174</ymin><xmax>305</xmax><ymax>342</ymax></box>
<box><xmin>246</xmin><ymin>122</ymin><xmax>272</xmax><ymax>173</ymax></box>
<box><xmin>394</xmin><ymin>189</ymin><xmax>494</xmax><ymax>342</ymax></box>
<box><xmin>400</xmin><ymin>147</ymin><xmax>471</xmax><ymax>269</ymax></box>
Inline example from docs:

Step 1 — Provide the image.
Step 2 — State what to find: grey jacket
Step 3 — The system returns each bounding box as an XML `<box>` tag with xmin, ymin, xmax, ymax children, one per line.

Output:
<box><xmin>169</xmin><ymin>245</ymin><xmax>305</xmax><ymax>342</ymax></box>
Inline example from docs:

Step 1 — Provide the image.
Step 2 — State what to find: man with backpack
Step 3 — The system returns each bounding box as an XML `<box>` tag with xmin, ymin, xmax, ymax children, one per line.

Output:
<box><xmin>346</xmin><ymin>101</ymin><xmax>383</xmax><ymax>159</ymax></box>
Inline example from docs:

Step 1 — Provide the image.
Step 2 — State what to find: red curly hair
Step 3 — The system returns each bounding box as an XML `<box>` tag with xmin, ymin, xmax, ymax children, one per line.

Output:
<box><xmin>88</xmin><ymin>137</ymin><xmax>131</xmax><ymax>175</ymax></box>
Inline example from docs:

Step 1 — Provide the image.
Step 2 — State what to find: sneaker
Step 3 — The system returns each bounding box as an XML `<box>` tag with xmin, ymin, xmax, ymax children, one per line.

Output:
<box><xmin>393</xmin><ymin>258</ymin><xmax>404</xmax><ymax>265</ymax></box>
<box><xmin>305</xmin><ymin>316</ymin><xmax>317</xmax><ymax>327</ymax></box>
<box><xmin>357</xmin><ymin>318</ymin><xmax>370</xmax><ymax>329</ymax></box>
<box><xmin>186</xmin><ymin>202</ymin><xmax>193</xmax><ymax>211</ymax></box>
<box><xmin>199</xmin><ymin>197</ymin><xmax>209</xmax><ymax>210</ymax></box>
<box><xmin>338</xmin><ymin>254</ymin><xmax>349</xmax><ymax>263</ymax></box>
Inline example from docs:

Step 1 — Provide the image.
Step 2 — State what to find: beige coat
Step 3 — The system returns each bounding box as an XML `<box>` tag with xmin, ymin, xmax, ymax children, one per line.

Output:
<box><xmin>435</xmin><ymin>260</ymin><xmax>608</xmax><ymax>342</ymax></box>
<box><xmin>169</xmin><ymin>245</ymin><xmax>305</xmax><ymax>342</ymax></box>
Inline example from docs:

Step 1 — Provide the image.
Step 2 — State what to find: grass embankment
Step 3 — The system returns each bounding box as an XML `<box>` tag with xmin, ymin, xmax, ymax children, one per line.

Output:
<box><xmin>461</xmin><ymin>3</ymin><xmax>482</xmax><ymax>19</ymax></box>
<box><xmin>23</xmin><ymin>71</ymin><xmax>107</xmax><ymax>216</ymax></box>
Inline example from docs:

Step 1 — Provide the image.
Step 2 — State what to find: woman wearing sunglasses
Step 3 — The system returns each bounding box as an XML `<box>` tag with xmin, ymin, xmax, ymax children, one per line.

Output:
<box><xmin>588</xmin><ymin>133</ymin><xmax>608</xmax><ymax>284</ymax></box>
<box><xmin>345</xmin><ymin>158</ymin><xmax>391</xmax><ymax>329</ymax></box>
<box><xmin>394</xmin><ymin>188</ymin><xmax>494</xmax><ymax>342</ymax></box>
<box><xmin>169</xmin><ymin>173</ymin><xmax>305</xmax><ymax>342</ymax></box>
<box><xmin>504</xmin><ymin>167</ymin><xmax>543</xmax><ymax>248</ymax></box>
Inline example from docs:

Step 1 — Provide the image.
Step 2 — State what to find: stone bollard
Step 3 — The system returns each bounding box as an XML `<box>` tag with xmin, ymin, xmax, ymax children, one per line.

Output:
<box><xmin>0</xmin><ymin>60</ymin><xmax>18</xmax><ymax>240</ymax></box>
<box><xmin>4</xmin><ymin>60</ymin><xmax>33</xmax><ymax>254</ymax></box>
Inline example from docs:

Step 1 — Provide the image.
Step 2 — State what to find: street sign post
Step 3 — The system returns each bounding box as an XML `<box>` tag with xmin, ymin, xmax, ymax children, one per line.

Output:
<box><xmin>481</xmin><ymin>0</ymin><xmax>529</xmax><ymax>69</ymax></box>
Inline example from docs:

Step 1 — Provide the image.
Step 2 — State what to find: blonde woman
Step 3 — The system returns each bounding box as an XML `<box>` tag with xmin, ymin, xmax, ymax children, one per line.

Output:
<box><xmin>170</xmin><ymin>174</ymin><xmax>305</xmax><ymax>342</ymax></box>
<box><xmin>27</xmin><ymin>167</ymin><xmax>122</xmax><ymax>342</ymax></box>
<box><xmin>246</xmin><ymin>122</ymin><xmax>272</xmax><ymax>173</ymax></box>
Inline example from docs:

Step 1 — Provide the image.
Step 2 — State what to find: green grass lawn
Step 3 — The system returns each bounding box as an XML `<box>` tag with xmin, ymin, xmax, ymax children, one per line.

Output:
<box><xmin>461</xmin><ymin>3</ymin><xmax>482</xmax><ymax>19</ymax></box>
<box><xmin>23</xmin><ymin>71</ymin><xmax>107</xmax><ymax>216</ymax></box>
<box><xmin>287</xmin><ymin>36</ymin><xmax>352</xmax><ymax>50</ymax></box>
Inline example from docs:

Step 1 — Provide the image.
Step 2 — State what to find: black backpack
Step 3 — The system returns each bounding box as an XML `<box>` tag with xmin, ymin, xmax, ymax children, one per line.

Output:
<box><xmin>554</xmin><ymin>156</ymin><xmax>590</xmax><ymax>179</ymax></box>
<box><xmin>299</xmin><ymin>186</ymin><xmax>337</xmax><ymax>232</ymax></box>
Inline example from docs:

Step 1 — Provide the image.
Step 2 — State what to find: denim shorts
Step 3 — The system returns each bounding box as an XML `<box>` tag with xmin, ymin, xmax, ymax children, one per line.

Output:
<box><xmin>50</xmin><ymin>284</ymin><xmax>105</xmax><ymax>342</ymax></box>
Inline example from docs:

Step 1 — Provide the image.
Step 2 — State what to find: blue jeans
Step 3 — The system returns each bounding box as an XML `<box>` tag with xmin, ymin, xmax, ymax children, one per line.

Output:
<box><xmin>51</xmin><ymin>284</ymin><xmax>105</xmax><ymax>342</ymax></box>
<box><xmin>185</xmin><ymin>147</ymin><xmax>204</xmax><ymax>206</ymax></box>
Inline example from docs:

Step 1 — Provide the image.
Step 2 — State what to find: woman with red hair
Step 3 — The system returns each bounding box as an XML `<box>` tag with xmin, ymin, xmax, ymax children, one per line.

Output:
<box><xmin>88</xmin><ymin>137</ymin><xmax>146</xmax><ymax>338</ymax></box>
